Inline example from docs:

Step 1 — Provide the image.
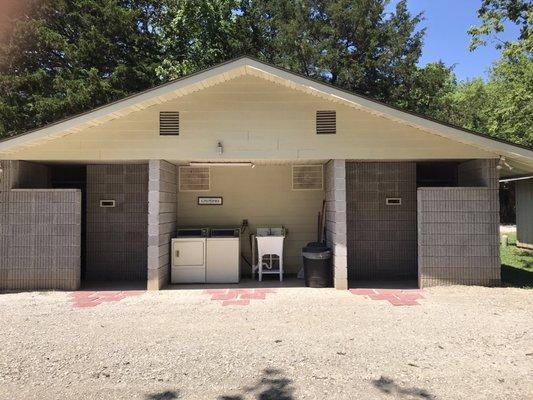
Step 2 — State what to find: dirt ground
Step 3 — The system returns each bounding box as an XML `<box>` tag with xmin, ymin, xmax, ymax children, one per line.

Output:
<box><xmin>0</xmin><ymin>285</ymin><xmax>532</xmax><ymax>400</ymax></box>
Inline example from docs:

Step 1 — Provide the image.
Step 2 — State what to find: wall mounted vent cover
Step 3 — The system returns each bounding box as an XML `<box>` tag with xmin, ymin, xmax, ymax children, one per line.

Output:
<box><xmin>179</xmin><ymin>167</ymin><xmax>210</xmax><ymax>191</ymax></box>
<box><xmin>316</xmin><ymin>110</ymin><xmax>336</xmax><ymax>134</ymax></box>
<box><xmin>292</xmin><ymin>165</ymin><xmax>323</xmax><ymax>190</ymax></box>
<box><xmin>159</xmin><ymin>111</ymin><xmax>180</xmax><ymax>135</ymax></box>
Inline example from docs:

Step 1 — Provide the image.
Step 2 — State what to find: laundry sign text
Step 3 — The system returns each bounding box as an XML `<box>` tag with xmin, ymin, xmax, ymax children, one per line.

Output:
<box><xmin>198</xmin><ymin>196</ymin><xmax>223</xmax><ymax>205</ymax></box>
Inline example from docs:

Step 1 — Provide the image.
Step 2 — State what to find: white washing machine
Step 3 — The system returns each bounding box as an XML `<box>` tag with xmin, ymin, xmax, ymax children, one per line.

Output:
<box><xmin>206</xmin><ymin>228</ymin><xmax>241</xmax><ymax>283</ymax></box>
<box><xmin>171</xmin><ymin>228</ymin><xmax>209</xmax><ymax>283</ymax></box>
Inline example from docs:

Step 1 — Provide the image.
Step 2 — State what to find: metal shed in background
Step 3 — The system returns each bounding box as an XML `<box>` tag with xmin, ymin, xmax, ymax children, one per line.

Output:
<box><xmin>515</xmin><ymin>177</ymin><xmax>533</xmax><ymax>249</ymax></box>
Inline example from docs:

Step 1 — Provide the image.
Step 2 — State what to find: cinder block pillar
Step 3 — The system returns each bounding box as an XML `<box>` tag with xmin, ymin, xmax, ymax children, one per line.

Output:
<box><xmin>325</xmin><ymin>160</ymin><xmax>348</xmax><ymax>290</ymax></box>
<box><xmin>147</xmin><ymin>160</ymin><xmax>177</xmax><ymax>290</ymax></box>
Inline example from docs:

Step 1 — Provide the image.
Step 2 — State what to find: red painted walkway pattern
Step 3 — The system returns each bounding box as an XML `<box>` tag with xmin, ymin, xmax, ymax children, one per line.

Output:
<box><xmin>349</xmin><ymin>289</ymin><xmax>424</xmax><ymax>306</ymax></box>
<box><xmin>203</xmin><ymin>288</ymin><xmax>278</xmax><ymax>306</ymax></box>
<box><xmin>68</xmin><ymin>290</ymin><xmax>144</xmax><ymax>308</ymax></box>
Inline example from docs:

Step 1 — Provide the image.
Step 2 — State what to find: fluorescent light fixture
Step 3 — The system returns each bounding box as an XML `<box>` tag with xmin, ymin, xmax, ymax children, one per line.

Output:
<box><xmin>189</xmin><ymin>162</ymin><xmax>255</xmax><ymax>168</ymax></box>
<box><xmin>500</xmin><ymin>175</ymin><xmax>533</xmax><ymax>183</ymax></box>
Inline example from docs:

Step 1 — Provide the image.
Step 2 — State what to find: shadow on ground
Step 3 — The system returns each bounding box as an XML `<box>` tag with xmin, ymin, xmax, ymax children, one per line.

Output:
<box><xmin>372</xmin><ymin>376</ymin><xmax>435</xmax><ymax>399</ymax></box>
<box><xmin>143</xmin><ymin>369</ymin><xmax>293</xmax><ymax>400</ymax></box>
<box><xmin>219</xmin><ymin>368</ymin><xmax>294</xmax><ymax>400</ymax></box>
<box><xmin>146</xmin><ymin>390</ymin><xmax>180</xmax><ymax>400</ymax></box>
<box><xmin>501</xmin><ymin>264</ymin><xmax>533</xmax><ymax>288</ymax></box>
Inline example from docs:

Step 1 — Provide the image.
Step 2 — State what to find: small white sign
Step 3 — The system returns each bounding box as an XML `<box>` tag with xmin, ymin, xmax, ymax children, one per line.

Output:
<box><xmin>386</xmin><ymin>198</ymin><xmax>402</xmax><ymax>206</ymax></box>
<box><xmin>99</xmin><ymin>200</ymin><xmax>116</xmax><ymax>208</ymax></box>
<box><xmin>198</xmin><ymin>196</ymin><xmax>223</xmax><ymax>205</ymax></box>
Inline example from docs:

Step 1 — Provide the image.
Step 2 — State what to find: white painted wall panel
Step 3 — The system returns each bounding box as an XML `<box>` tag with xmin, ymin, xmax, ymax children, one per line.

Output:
<box><xmin>177</xmin><ymin>165</ymin><xmax>324</xmax><ymax>275</ymax></box>
<box><xmin>2</xmin><ymin>76</ymin><xmax>495</xmax><ymax>161</ymax></box>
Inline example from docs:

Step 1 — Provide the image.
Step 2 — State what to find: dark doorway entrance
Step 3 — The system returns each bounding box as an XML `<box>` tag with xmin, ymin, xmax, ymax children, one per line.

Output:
<box><xmin>346</xmin><ymin>162</ymin><xmax>418</xmax><ymax>286</ymax></box>
<box><xmin>50</xmin><ymin>165</ymin><xmax>87</xmax><ymax>280</ymax></box>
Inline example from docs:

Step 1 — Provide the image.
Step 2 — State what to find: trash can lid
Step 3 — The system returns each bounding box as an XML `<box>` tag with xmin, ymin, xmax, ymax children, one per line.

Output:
<box><xmin>302</xmin><ymin>243</ymin><xmax>331</xmax><ymax>253</ymax></box>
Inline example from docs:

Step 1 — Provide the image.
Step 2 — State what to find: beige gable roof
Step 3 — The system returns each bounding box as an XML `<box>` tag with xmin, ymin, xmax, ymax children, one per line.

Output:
<box><xmin>0</xmin><ymin>57</ymin><xmax>531</xmax><ymax>175</ymax></box>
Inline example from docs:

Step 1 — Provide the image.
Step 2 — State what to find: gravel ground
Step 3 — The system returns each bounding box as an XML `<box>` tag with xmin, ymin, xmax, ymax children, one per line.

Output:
<box><xmin>0</xmin><ymin>286</ymin><xmax>532</xmax><ymax>400</ymax></box>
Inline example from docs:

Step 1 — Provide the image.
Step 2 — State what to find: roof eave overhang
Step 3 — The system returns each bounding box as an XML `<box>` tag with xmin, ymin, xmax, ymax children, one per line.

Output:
<box><xmin>0</xmin><ymin>57</ymin><xmax>532</xmax><ymax>174</ymax></box>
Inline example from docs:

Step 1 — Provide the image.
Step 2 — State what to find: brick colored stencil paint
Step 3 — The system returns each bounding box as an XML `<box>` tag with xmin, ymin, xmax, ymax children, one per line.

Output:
<box><xmin>203</xmin><ymin>288</ymin><xmax>277</xmax><ymax>306</ymax></box>
<box><xmin>349</xmin><ymin>288</ymin><xmax>424</xmax><ymax>306</ymax></box>
<box><xmin>68</xmin><ymin>290</ymin><xmax>144</xmax><ymax>308</ymax></box>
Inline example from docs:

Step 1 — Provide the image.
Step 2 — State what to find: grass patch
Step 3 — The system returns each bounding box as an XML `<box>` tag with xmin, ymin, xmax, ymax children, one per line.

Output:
<box><xmin>500</xmin><ymin>232</ymin><xmax>533</xmax><ymax>288</ymax></box>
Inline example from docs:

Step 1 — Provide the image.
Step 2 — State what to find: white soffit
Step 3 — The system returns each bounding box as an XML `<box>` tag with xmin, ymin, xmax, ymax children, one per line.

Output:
<box><xmin>0</xmin><ymin>57</ymin><xmax>532</xmax><ymax>173</ymax></box>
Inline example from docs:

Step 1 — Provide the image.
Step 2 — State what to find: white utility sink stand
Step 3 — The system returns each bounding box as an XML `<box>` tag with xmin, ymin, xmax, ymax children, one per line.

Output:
<box><xmin>255</xmin><ymin>233</ymin><xmax>285</xmax><ymax>282</ymax></box>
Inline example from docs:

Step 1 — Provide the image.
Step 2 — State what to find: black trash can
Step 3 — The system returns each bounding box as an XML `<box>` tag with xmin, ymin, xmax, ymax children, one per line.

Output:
<box><xmin>302</xmin><ymin>242</ymin><xmax>332</xmax><ymax>288</ymax></box>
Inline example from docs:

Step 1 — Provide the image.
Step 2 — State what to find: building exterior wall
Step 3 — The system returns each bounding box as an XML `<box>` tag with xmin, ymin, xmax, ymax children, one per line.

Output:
<box><xmin>3</xmin><ymin>76</ymin><xmax>496</xmax><ymax>162</ymax></box>
<box><xmin>86</xmin><ymin>164</ymin><xmax>148</xmax><ymax>281</ymax></box>
<box><xmin>458</xmin><ymin>159</ymin><xmax>499</xmax><ymax>188</ymax></box>
<box><xmin>346</xmin><ymin>162</ymin><xmax>417</xmax><ymax>281</ymax></box>
<box><xmin>177</xmin><ymin>164</ymin><xmax>324</xmax><ymax>275</ymax></box>
<box><xmin>0</xmin><ymin>161</ymin><xmax>81</xmax><ymax>291</ymax></box>
<box><xmin>0</xmin><ymin>160</ymin><xmax>50</xmax><ymax>190</ymax></box>
<box><xmin>516</xmin><ymin>179</ymin><xmax>533</xmax><ymax>247</ymax></box>
<box><xmin>148</xmin><ymin>160</ymin><xmax>177</xmax><ymax>290</ymax></box>
<box><xmin>417</xmin><ymin>186</ymin><xmax>500</xmax><ymax>287</ymax></box>
<box><xmin>0</xmin><ymin>190</ymin><xmax>81</xmax><ymax>291</ymax></box>
<box><xmin>325</xmin><ymin>160</ymin><xmax>348</xmax><ymax>290</ymax></box>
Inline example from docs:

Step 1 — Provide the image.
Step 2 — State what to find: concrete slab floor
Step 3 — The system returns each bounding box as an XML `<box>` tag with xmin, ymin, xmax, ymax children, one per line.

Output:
<box><xmin>80</xmin><ymin>280</ymin><xmax>147</xmax><ymax>291</ymax></box>
<box><xmin>165</xmin><ymin>276</ymin><xmax>306</xmax><ymax>291</ymax></box>
<box><xmin>349</xmin><ymin>280</ymin><xmax>419</xmax><ymax>290</ymax></box>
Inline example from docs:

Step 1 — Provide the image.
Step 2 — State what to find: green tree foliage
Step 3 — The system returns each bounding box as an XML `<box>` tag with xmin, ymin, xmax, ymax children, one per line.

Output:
<box><xmin>0</xmin><ymin>0</ymin><xmax>165</xmax><ymax>136</ymax></box>
<box><xmin>0</xmin><ymin>0</ymin><xmax>427</xmax><ymax>137</ymax></box>
<box><xmin>469</xmin><ymin>0</ymin><xmax>532</xmax><ymax>56</ymax></box>
<box><xmin>0</xmin><ymin>0</ymin><xmax>530</xmax><ymax>148</ymax></box>
<box><xmin>393</xmin><ymin>62</ymin><xmax>457</xmax><ymax>120</ymax></box>
<box><xmin>234</xmin><ymin>0</ymin><xmax>425</xmax><ymax>104</ymax></box>
<box><xmin>483</xmin><ymin>54</ymin><xmax>532</xmax><ymax>146</ymax></box>
<box><xmin>153</xmin><ymin>0</ymin><xmax>244</xmax><ymax>80</ymax></box>
<box><xmin>438</xmin><ymin>60</ymin><xmax>532</xmax><ymax>148</ymax></box>
<box><xmin>461</xmin><ymin>0</ymin><xmax>533</xmax><ymax>146</ymax></box>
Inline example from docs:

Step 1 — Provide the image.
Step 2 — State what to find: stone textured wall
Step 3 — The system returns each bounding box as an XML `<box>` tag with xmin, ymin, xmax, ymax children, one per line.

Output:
<box><xmin>325</xmin><ymin>160</ymin><xmax>348</xmax><ymax>290</ymax></box>
<box><xmin>147</xmin><ymin>160</ymin><xmax>177</xmax><ymax>290</ymax></box>
<box><xmin>418</xmin><ymin>187</ymin><xmax>500</xmax><ymax>287</ymax></box>
<box><xmin>0</xmin><ymin>160</ymin><xmax>81</xmax><ymax>291</ymax></box>
<box><xmin>86</xmin><ymin>164</ymin><xmax>148</xmax><ymax>281</ymax></box>
<box><xmin>346</xmin><ymin>162</ymin><xmax>418</xmax><ymax>281</ymax></box>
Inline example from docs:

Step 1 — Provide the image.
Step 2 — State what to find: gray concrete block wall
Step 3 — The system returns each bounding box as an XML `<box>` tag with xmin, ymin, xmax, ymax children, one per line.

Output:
<box><xmin>86</xmin><ymin>164</ymin><xmax>148</xmax><ymax>281</ymax></box>
<box><xmin>346</xmin><ymin>162</ymin><xmax>418</xmax><ymax>281</ymax></box>
<box><xmin>515</xmin><ymin>179</ymin><xmax>533</xmax><ymax>248</ymax></box>
<box><xmin>325</xmin><ymin>160</ymin><xmax>348</xmax><ymax>290</ymax></box>
<box><xmin>458</xmin><ymin>159</ymin><xmax>498</xmax><ymax>189</ymax></box>
<box><xmin>147</xmin><ymin>160</ymin><xmax>177</xmax><ymax>290</ymax></box>
<box><xmin>418</xmin><ymin>188</ymin><xmax>500</xmax><ymax>287</ymax></box>
<box><xmin>0</xmin><ymin>186</ymin><xmax>81</xmax><ymax>291</ymax></box>
<box><xmin>0</xmin><ymin>160</ymin><xmax>50</xmax><ymax>190</ymax></box>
